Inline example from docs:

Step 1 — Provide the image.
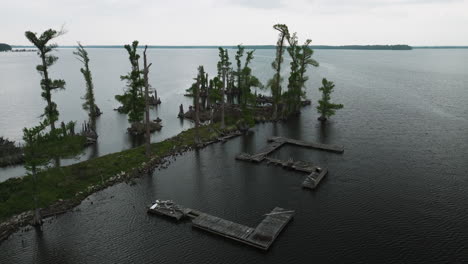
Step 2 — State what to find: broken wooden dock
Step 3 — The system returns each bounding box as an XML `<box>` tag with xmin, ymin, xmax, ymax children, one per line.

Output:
<box><xmin>267</xmin><ymin>136</ymin><xmax>344</xmax><ymax>153</ymax></box>
<box><xmin>235</xmin><ymin>136</ymin><xmax>341</xmax><ymax>190</ymax></box>
<box><xmin>264</xmin><ymin>157</ymin><xmax>329</xmax><ymax>189</ymax></box>
<box><xmin>192</xmin><ymin>207</ymin><xmax>294</xmax><ymax>250</ymax></box>
<box><xmin>236</xmin><ymin>136</ymin><xmax>343</xmax><ymax>163</ymax></box>
<box><xmin>302</xmin><ymin>168</ymin><xmax>328</xmax><ymax>190</ymax></box>
<box><xmin>265</xmin><ymin>157</ymin><xmax>317</xmax><ymax>173</ymax></box>
<box><xmin>148</xmin><ymin>201</ymin><xmax>294</xmax><ymax>251</ymax></box>
<box><xmin>147</xmin><ymin>200</ymin><xmax>186</xmax><ymax>221</ymax></box>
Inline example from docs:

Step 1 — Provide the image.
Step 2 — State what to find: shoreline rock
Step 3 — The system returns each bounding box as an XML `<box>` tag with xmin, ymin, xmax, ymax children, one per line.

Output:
<box><xmin>0</xmin><ymin>127</ymin><xmax>244</xmax><ymax>244</ymax></box>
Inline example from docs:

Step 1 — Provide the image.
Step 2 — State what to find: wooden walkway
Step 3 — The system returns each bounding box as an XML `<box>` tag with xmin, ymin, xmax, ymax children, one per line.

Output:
<box><xmin>265</xmin><ymin>157</ymin><xmax>316</xmax><ymax>173</ymax></box>
<box><xmin>148</xmin><ymin>201</ymin><xmax>294</xmax><ymax>251</ymax></box>
<box><xmin>236</xmin><ymin>136</ymin><xmax>343</xmax><ymax>163</ymax></box>
<box><xmin>268</xmin><ymin>136</ymin><xmax>344</xmax><ymax>153</ymax></box>
<box><xmin>192</xmin><ymin>207</ymin><xmax>294</xmax><ymax>250</ymax></box>
<box><xmin>235</xmin><ymin>136</ymin><xmax>342</xmax><ymax>190</ymax></box>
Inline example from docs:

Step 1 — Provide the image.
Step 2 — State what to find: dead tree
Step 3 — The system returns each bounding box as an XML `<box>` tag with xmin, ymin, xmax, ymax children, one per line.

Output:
<box><xmin>194</xmin><ymin>69</ymin><xmax>201</xmax><ymax>144</ymax></box>
<box><xmin>143</xmin><ymin>46</ymin><xmax>153</xmax><ymax>157</ymax></box>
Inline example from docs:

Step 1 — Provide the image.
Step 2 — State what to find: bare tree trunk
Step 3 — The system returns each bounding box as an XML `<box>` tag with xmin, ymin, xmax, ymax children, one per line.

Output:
<box><xmin>32</xmin><ymin>164</ymin><xmax>42</xmax><ymax>226</ymax></box>
<box><xmin>194</xmin><ymin>76</ymin><xmax>201</xmax><ymax>143</ymax></box>
<box><xmin>221</xmin><ymin>66</ymin><xmax>227</xmax><ymax>129</ymax></box>
<box><xmin>143</xmin><ymin>46</ymin><xmax>153</xmax><ymax>157</ymax></box>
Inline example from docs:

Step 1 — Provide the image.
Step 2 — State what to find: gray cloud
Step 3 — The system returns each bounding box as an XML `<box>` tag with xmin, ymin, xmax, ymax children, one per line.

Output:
<box><xmin>2</xmin><ymin>0</ymin><xmax>467</xmax><ymax>46</ymax></box>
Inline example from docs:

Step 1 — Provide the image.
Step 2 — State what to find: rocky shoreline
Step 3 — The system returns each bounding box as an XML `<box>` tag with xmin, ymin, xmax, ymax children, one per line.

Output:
<box><xmin>0</xmin><ymin>126</ymin><xmax>244</xmax><ymax>244</ymax></box>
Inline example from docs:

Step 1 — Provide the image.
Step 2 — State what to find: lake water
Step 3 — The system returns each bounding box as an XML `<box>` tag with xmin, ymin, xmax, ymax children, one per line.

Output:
<box><xmin>0</xmin><ymin>48</ymin><xmax>468</xmax><ymax>263</ymax></box>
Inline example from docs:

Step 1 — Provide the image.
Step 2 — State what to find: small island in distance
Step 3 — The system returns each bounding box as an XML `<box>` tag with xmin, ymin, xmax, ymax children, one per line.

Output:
<box><xmin>0</xmin><ymin>43</ymin><xmax>12</xmax><ymax>52</ymax></box>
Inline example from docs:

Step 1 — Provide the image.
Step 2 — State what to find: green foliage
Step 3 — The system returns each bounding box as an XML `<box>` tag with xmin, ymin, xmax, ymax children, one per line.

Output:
<box><xmin>0</xmin><ymin>123</ymin><xmax>226</xmax><ymax>221</ymax></box>
<box><xmin>0</xmin><ymin>137</ymin><xmax>21</xmax><ymax>157</ymax></box>
<box><xmin>74</xmin><ymin>42</ymin><xmax>99</xmax><ymax>121</ymax></box>
<box><xmin>208</xmin><ymin>77</ymin><xmax>222</xmax><ymax>103</ymax></box>
<box><xmin>316</xmin><ymin>78</ymin><xmax>343</xmax><ymax>120</ymax></box>
<box><xmin>116</xmin><ymin>41</ymin><xmax>145</xmax><ymax>124</ymax></box>
<box><xmin>25</xmin><ymin>28</ymin><xmax>66</xmax><ymax>130</ymax></box>
<box><xmin>217</xmin><ymin>47</ymin><xmax>231</xmax><ymax>78</ymax></box>
<box><xmin>285</xmin><ymin>33</ymin><xmax>319</xmax><ymax>114</ymax></box>
<box><xmin>23</xmin><ymin>120</ymin><xmax>85</xmax><ymax>167</ymax></box>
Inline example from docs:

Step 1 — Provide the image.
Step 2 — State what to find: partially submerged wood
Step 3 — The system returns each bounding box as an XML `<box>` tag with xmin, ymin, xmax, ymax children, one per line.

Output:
<box><xmin>267</xmin><ymin>136</ymin><xmax>344</xmax><ymax>153</ymax></box>
<box><xmin>235</xmin><ymin>140</ymin><xmax>284</xmax><ymax>163</ymax></box>
<box><xmin>265</xmin><ymin>157</ymin><xmax>316</xmax><ymax>173</ymax></box>
<box><xmin>192</xmin><ymin>207</ymin><xmax>294</xmax><ymax>251</ymax></box>
<box><xmin>302</xmin><ymin>167</ymin><xmax>328</xmax><ymax>190</ymax></box>
<box><xmin>147</xmin><ymin>200</ymin><xmax>294</xmax><ymax>250</ymax></box>
<box><xmin>236</xmin><ymin>136</ymin><xmax>342</xmax><ymax>189</ymax></box>
<box><xmin>147</xmin><ymin>200</ymin><xmax>186</xmax><ymax>221</ymax></box>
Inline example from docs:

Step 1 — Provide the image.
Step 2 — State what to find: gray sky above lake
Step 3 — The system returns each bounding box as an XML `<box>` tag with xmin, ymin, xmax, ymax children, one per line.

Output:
<box><xmin>2</xmin><ymin>0</ymin><xmax>468</xmax><ymax>46</ymax></box>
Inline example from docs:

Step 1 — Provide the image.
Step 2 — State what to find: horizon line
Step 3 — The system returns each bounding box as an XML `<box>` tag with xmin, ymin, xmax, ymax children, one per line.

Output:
<box><xmin>7</xmin><ymin>44</ymin><xmax>468</xmax><ymax>50</ymax></box>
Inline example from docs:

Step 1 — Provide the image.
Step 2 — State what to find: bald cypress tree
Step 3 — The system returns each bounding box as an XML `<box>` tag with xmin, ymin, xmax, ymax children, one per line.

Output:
<box><xmin>267</xmin><ymin>24</ymin><xmax>289</xmax><ymax>119</ymax></box>
<box><xmin>23</xmin><ymin>120</ymin><xmax>49</xmax><ymax>226</ymax></box>
<box><xmin>317</xmin><ymin>78</ymin><xmax>343</xmax><ymax>122</ymax></box>
<box><xmin>74</xmin><ymin>43</ymin><xmax>101</xmax><ymax>130</ymax></box>
<box><xmin>286</xmin><ymin>33</ymin><xmax>319</xmax><ymax>114</ymax></box>
<box><xmin>116</xmin><ymin>41</ymin><xmax>145</xmax><ymax>127</ymax></box>
<box><xmin>25</xmin><ymin>28</ymin><xmax>66</xmax><ymax>131</ymax></box>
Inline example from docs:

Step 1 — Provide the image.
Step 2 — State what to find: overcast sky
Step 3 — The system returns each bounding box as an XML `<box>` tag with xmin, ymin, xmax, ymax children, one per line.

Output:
<box><xmin>2</xmin><ymin>0</ymin><xmax>467</xmax><ymax>46</ymax></box>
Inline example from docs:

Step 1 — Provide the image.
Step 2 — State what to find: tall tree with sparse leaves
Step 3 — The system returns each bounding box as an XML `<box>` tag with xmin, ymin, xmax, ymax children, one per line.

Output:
<box><xmin>267</xmin><ymin>24</ymin><xmax>289</xmax><ymax>119</ymax></box>
<box><xmin>193</xmin><ymin>66</ymin><xmax>203</xmax><ymax>143</ymax></box>
<box><xmin>25</xmin><ymin>28</ymin><xmax>66</xmax><ymax>131</ymax></box>
<box><xmin>217</xmin><ymin>48</ymin><xmax>230</xmax><ymax>128</ymax></box>
<box><xmin>116</xmin><ymin>41</ymin><xmax>145</xmax><ymax>125</ymax></box>
<box><xmin>235</xmin><ymin>45</ymin><xmax>245</xmax><ymax>103</ymax></box>
<box><xmin>317</xmin><ymin>78</ymin><xmax>343</xmax><ymax>121</ymax></box>
<box><xmin>74</xmin><ymin>42</ymin><xmax>101</xmax><ymax>129</ymax></box>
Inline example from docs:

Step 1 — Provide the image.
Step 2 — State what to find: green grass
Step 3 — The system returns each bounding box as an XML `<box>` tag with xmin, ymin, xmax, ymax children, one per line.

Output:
<box><xmin>0</xmin><ymin>124</ymin><xmax>228</xmax><ymax>222</ymax></box>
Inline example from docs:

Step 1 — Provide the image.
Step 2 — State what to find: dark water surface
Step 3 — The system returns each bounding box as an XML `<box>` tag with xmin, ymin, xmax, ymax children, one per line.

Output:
<box><xmin>0</xmin><ymin>49</ymin><xmax>467</xmax><ymax>263</ymax></box>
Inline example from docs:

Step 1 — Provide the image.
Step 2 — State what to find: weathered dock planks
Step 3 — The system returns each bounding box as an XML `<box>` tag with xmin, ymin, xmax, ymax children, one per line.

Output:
<box><xmin>302</xmin><ymin>168</ymin><xmax>328</xmax><ymax>190</ymax></box>
<box><xmin>192</xmin><ymin>213</ymin><xmax>255</xmax><ymax>242</ymax></box>
<box><xmin>147</xmin><ymin>200</ymin><xmax>186</xmax><ymax>221</ymax></box>
<box><xmin>268</xmin><ymin>136</ymin><xmax>344</xmax><ymax>153</ymax></box>
<box><xmin>192</xmin><ymin>207</ymin><xmax>294</xmax><ymax>250</ymax></box>
<box><xmin>236</xmin><ymin>140</ymin><xmax>286</xmax><ymax>163</ymax></box>
<box><xmin>265</xmin><ymin>157</ymin><xmax>316</xmax><ymax>173</ymax></box>
<box><xmin>247</xmin><ymin>207</ymin><xmax>295</xmax><ymax>250</ymax></box>
<box><xmin>148</xmin><ymin>200</ymin><xmax>294</xmax><ymax>251</ymax></box>
<box><xmin>236</xmin><ymin>136</ymin><xmax>343</xmax><ymax>163</ymax></box>
<box><xmin>234</xmin><ymin>136</ymin><xmax>342</xmax><ymax>189</ymax></box>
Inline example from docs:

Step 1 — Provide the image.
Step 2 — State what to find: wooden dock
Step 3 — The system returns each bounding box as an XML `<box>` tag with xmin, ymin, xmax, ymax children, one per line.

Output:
<box><xmin>192</xmin><ymin>207</ymin><xmax>294</xmax><ymax>250</ymax></box>
<box><xmin>147</xmin><ymin>200</ymin><xmax>186</xmax><ymax>221</ymax></box>
<box><xmin>267</xmin><ymin>136</ymin><xmax>344</xmax><ymax>153</ymax></box>
<box><xmin>265</xmin><ymin>157</ymin><xmax>328</xmax><ymax>189</ymax></box>
<box><xmin>265</xmin><ymin>157</ymin><xmax>316</xmax><ymax>173</ymax></box>
<box><xmin>236</xmin><ymin>136</ymin><xmax>343</xmax><ymax>163</ymax></box>
<box><xmin>302</xmin><ymin>168</ymin><xmax>328</xmax><ymax>190</ymax></box>
<box><xmin>148</xmin><ymin>201</ymin><xmax>294</xmax><ymax>251</ymax></box>
<box><xmin>234</xmin><ymin>136</ymin><xmax>342</xmax><ymax>190</ymax></box>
